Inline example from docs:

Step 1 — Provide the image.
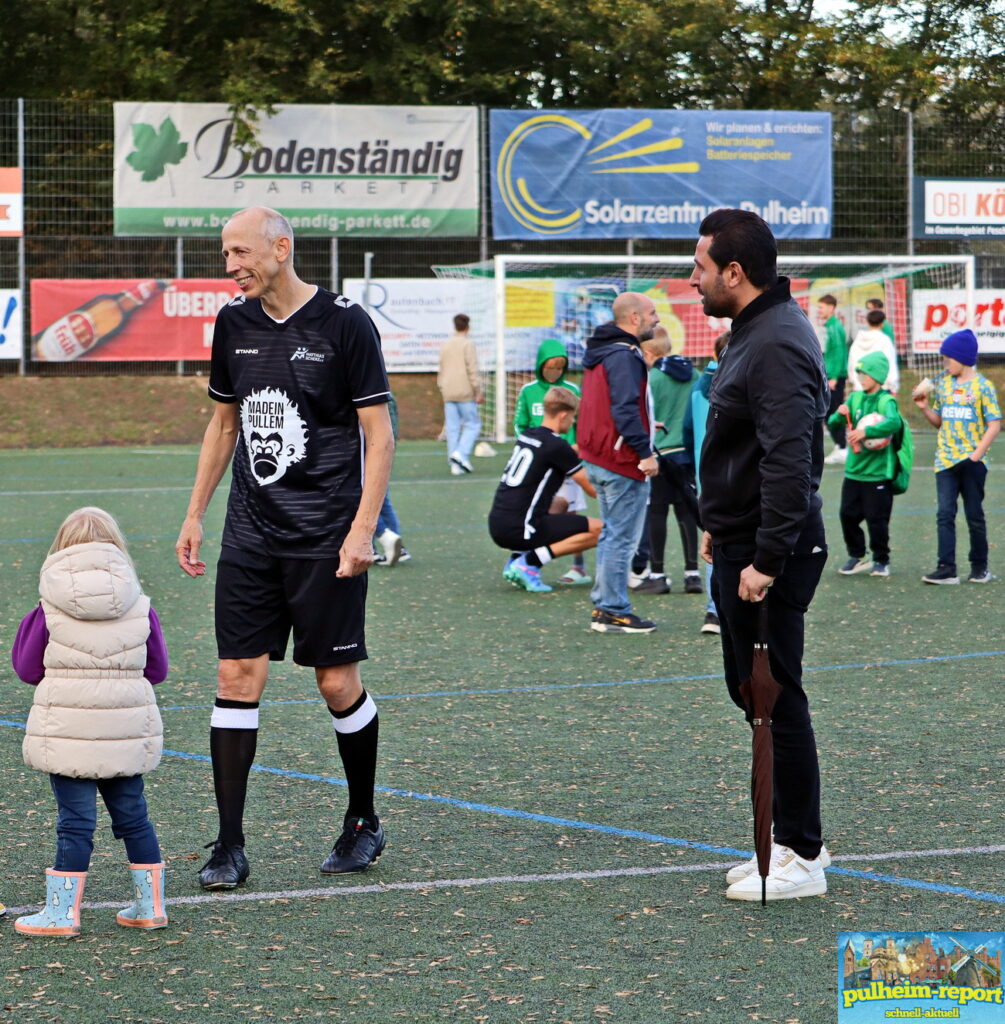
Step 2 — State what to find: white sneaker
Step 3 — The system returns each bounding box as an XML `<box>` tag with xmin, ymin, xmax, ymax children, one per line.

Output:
<box><xmin>725</xmin><ymin>842</ymin><xmax>831</xmax><ymax>885</ymax></box>
<box><xmin>726</xmin><ymin>846</ymin><xmax>828</xmax><ymax>901</ymax></box>
<box><xmin>824</xmin><ymin>446</ymin><xmax>848</xmax><ymax>465</ymax></box>
<box><xmin>628</xmin><ymin>570</ymin><xmax>650</xmax><ymax>590</ymax></box>
<box><xmin>377</xmin><ymin>528</ymin><xmax>402</xmax><ymax>567</ymax></box>
<box><xmin>450</xmin><ymin>464</ymin><xmax>464</xmax><ymax>476</ymax></box>
<box><xmin>449</xmin><ymin>451</ymin><xmax>474</xmax><ymax>473</ymax></box>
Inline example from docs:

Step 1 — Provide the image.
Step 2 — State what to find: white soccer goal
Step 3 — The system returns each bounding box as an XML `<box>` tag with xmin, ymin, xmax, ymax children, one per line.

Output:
<box><xmin>433</xmin><ymin>253</ymin><xmax>976</xmax><ymax>442</ymax></box>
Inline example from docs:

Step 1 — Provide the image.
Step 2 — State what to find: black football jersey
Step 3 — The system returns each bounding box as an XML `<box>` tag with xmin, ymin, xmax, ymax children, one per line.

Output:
<box><xmin>209</xmin><ymin>287</ymin><xmax>389</xmax><ymax>557</ymax></box>
<box><xmin>489</xmin><ymin>427</ymin><xmax>582</xmax><ymax>528</ymax></box>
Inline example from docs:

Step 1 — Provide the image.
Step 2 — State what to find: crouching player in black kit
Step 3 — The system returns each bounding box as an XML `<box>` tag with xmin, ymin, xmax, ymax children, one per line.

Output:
<box><xmin>489</xmin><ymin>386</ymin><xmax>602</xmax><ymax>593</ymax></box>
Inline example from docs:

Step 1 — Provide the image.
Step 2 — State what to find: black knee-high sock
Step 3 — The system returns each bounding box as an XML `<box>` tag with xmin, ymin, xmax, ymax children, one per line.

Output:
<box><xmin>209</xmin><ymin>699</ymin><xmax>259</xmax><ymax>846</ymax></box>
<box><xmin>329</xmin><ymin>689</ymin><xmax>379</xmax><ymax>824</ymax></box>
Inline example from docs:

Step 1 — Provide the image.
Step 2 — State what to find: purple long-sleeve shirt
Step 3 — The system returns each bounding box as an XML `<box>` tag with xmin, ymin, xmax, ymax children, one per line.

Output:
<box><xmin>11</xmin><ymin>604</ymin><xmax>169</xmax><ymax>685</ymax></box>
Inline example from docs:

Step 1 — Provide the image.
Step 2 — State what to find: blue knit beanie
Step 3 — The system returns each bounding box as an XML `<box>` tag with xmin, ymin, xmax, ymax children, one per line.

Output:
<box><xmin>940</xmin><ymin>329</ymin><xmax>978</xmax><ymax>367</ymax></box>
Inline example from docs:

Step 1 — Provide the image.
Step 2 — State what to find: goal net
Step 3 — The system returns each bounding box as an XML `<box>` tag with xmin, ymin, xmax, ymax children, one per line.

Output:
<box><xmin>432</xmin><ymin>253</ymin><xmax>976</xmax><ymax>442</ymax></box>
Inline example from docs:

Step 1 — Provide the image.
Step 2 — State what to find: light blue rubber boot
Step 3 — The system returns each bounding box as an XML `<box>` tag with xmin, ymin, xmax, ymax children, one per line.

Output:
<box><xmin>116</xmin><ymin>862</ymin><xmax>168</xmax><ymax>929</ymax></box>
<box><xmin>15</xmin><ymin>869</ymin><xmax>86</xmax><ymax>937</ymax></box>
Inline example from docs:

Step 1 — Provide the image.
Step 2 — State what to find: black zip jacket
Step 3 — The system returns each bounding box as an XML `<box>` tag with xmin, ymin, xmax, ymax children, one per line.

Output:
<box><xmin>698</xmin><ymin>278</ymin><xmax>828</xmax><ymax>577</ymax></box>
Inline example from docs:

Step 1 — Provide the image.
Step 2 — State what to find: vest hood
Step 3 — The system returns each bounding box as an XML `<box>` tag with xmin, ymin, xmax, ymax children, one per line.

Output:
<box><xmin>39</xmin><ymin>542</ymin><xmax>142</xmax><ymax>622</ymax></box>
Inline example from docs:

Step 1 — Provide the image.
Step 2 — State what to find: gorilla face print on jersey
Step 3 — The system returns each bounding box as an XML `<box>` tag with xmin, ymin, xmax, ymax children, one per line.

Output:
<box><xmin>240</xmin><ymin>386</ymin><xmax>309</xmax><ymax>485</ymax></box>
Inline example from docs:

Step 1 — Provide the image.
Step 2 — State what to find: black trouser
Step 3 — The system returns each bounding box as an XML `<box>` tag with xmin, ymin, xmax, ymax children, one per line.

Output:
<box><xmin>826</xmin><ymin>378</ymin><xmax>846</xmax><ymax>448</ymax></box>
<box><xmin>839</xmin><ymin>477</ymin><xmax>894</xmax><ymax>564</ymax></box>
<box><xmin>711</xmin><ymin>530</ymin><xmax>827</xmax><ymax>861</ymax></box>
<box><xmin>645</xmin><ymin>455</ymin><xmax>699</xmax><ymax>573</ymax></box>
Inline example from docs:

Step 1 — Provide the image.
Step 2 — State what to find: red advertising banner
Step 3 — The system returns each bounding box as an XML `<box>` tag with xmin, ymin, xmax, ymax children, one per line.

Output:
<box><xmin>30</xmin><ymin>278</ymin><xmax>239</xmax><ymax>361</ymax></box>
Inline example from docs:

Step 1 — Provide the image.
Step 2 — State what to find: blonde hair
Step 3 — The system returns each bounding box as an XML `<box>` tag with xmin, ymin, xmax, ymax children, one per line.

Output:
<box><xmin>641</xmin><ymin>326</ymin><xmax>671</xmax><ymax>358</ymax></box>
<box><xmin>50</xmin><ymin>506</ymin><xmax>131</xmax><ymax>558</ymax></box>
<box><xmin>543</xmin><ymin>385</ymin><xmax>580</xmax><ymax>416</ymax></box>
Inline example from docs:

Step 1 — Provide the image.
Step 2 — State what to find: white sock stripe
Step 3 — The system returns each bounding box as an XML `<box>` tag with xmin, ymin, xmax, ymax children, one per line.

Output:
<box><xmin>332</xmin><ymin>694</ymin><xmax>378</xmax><ymax>734</ymax></box>
<box><xmin>534</xmin><ymin>546</ymin><xmax>553</xmax><ymax>565</ymax></box>
<box><xmin>211</xmin><ymin>706</ymin><xmax>260</xmax><ymax>729</ymax></box>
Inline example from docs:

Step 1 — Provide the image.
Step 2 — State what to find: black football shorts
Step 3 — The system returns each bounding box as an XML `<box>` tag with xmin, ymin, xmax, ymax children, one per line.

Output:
<box><xmin>215</xmin><ymin>545</ymin><xmax>368</xmax><ymax>667</ymax></box>
<box><xmin>488</xmin><ymin>511</ymin><xmax>590</xmax><ymax>552</ymax></box>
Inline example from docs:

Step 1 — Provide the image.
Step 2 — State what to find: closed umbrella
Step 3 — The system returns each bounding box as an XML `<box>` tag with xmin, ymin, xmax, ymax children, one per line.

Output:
<box><xmin>737</xmin><ymin>600</ymin><xmax>781</xmax><ymax>906</ymax></box>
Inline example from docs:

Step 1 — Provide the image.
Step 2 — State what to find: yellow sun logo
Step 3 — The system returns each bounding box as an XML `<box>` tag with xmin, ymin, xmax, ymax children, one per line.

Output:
<box><xmin>496</xmin><ymin>114</ymin><xmax>700</xmax><ymax>235</ymax></box>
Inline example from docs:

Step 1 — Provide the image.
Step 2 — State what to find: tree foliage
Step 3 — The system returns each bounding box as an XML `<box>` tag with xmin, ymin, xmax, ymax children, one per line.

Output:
<box><xmin>2</xmin><ymin>0</ymin><xmax>1002</xmax><ymax>126</ymax></box>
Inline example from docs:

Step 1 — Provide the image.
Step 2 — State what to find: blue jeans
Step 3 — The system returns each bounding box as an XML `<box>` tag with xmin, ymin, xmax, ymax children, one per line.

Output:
<box><xmin>50</xmin><ymin>773</ymin><xmax>161</xmax><ymax>872</ymax></box>
<box><xmin>935</xmin><ymin>459</ymin><xmax>988</xmax><ymax>572</ymax></box>
<box><xmin>377</xmin><ymin>492</ymin><xmax>401</xmax><ymax>535</ymax></box>
<box><xmin>586</xmin><ymin>463</ymin><xmax>649</xmax><ymax>615</ymax></box>
<box><xmin>444</xmin><ymin>401</ymin><xmax>481</xmax><ymax>461</ymax></box>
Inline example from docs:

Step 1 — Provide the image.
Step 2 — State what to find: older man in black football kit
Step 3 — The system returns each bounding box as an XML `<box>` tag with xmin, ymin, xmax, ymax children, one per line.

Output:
<box><xmin>177</xmin><ymin>207</ymin><xmax>395</xmax><ymax>890</ymax></box>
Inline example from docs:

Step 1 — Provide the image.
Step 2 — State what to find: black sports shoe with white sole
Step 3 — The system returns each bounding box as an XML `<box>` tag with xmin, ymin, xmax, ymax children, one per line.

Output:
<box><xmin>198</xmin><ymin>840</ymin><xmax>250</xmax><ymax>890</ymax></box>
<box><xmin>321</xmin><ymin>816</ymin><xmax>386</xmax><ymax>874</ymax></box>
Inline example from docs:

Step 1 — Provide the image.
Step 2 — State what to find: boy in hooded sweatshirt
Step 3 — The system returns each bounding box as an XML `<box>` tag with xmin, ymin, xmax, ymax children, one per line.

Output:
<box><xmin>847</xmin><ymin>309</ymin><xmax>899</xmax><ymax>394</ymax></box>
<box><xmin>513</xmin><ymin>338</ymin><xmax>590</xmax><ymax>584</ymax></box>
<box><xmin>633</xmin><ymin>328</ymin><xmax>702</xmax><ymax>596</ymax></box>
<box><xmin>829</xmin><ymin>351</ymin><xmax>902</xmax><ymax>578</ymax></box>
<box><xmin>11</xmin><ymin>506</ymin><xmax>169</xmax><ymax>937</ymax></box>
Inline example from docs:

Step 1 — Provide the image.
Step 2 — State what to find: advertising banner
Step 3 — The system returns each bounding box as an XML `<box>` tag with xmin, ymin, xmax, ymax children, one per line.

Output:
<box><xmin>0</xmin><ymin>168</ymin><xmax>23</xmax><ymax>237</ymax></box>
<box><xmin>348</xmin><ymin>272</ymin><xmax>911</xmax><ymax>372</ymax></box>
<box><xmin>911</xmin><ymin>288</ymin><xmax>1005</xmax><ymax>353</ymax></box>
<box><xmin>114</xmin><ymin>103</ymin><xmax>480</xmax><ymax>237</ymax></box>
<box><xmin>490</xmin><ymin>109</ymin><xmax>832</xmax><ymax>240</ymax></box>
<box><xmin>30</xmin><ymin>279</ymin><xmax>238</xmax><ymax>361</ymax></box>
<box><xmin>913</xmin><ymin>178</ymin><xmax>1005</xmax><ymax>239</ymax></box>
<box><xmin>0</xmin><ymin>289</ymin><xmax>22</xmax><ymax>360</ymax></box>
<box><xmin>838</xmin><ymin>932</ymin><xmax>1003</xmax><ymax>1023</ymax></box>
<box><xmin>341</xmin><ymin>278</ymin><xmax>493</xmax><ymax>372</ymax></box>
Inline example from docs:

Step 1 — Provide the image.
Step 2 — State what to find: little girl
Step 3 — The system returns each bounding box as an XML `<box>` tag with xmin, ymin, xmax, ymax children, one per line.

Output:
<box><xmin>11</xmin><ymin>507</ymin><xmax>169</xmax><ymax>937</ymax></box>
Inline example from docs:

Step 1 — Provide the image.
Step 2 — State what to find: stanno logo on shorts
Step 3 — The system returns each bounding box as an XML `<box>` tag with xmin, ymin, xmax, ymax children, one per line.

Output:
<box><xmin>235</xmin><ymin>348</ymin><xmax>259</xmax><ymax>355</ymax></box>
<box><xmin>291</xmin><ymin>347</ymin><xmax>326</xmax><ymax>362</ymax></box>
<box><xmin>332</xmin><ymin>642</ymin><xmax>359</xmax><ymax>651</ymax></box>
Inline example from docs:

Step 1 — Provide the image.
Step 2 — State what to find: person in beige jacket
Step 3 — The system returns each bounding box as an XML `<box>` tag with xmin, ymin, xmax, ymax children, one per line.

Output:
<box><xmin>11</xmin><ymin>507</ymin><xmax>169</xmax><ymax>937</ymax></box>
<box><xmin>437</xmin><ymin>312</ymin><xmax>483</xmax><ymax>474</ymax></box>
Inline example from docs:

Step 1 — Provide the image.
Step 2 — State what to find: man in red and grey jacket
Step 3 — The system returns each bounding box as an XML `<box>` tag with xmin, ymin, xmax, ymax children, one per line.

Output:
<box><xmin>578</xmin><ymin>292</ymin><xmax>661</xmax><ymax>634</ymax></box>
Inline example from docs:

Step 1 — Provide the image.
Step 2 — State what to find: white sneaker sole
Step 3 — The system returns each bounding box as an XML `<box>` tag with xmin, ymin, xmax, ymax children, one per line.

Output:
<box><xmin>726</xmin><ymin>846</ymin><xmax>831</xmax><ymax>885</ymax></box>
<box><xmin>726</xmin><ymin>876</ymin><xmax>827</xmax><ymax>900</ymax></box>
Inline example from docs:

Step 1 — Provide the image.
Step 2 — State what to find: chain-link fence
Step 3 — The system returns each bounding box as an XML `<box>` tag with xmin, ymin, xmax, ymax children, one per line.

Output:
<box><xmin>1</xmin><ymin>99</ymin><xmax>1003</xmax><ymax>378</ymax></box>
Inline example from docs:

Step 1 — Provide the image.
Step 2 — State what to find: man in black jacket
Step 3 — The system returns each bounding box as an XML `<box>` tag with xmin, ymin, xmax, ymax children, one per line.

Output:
<box><xmin>692</xmin><ymin>208</ymin><xmax>832</xmax><ymax>901</ymax></box>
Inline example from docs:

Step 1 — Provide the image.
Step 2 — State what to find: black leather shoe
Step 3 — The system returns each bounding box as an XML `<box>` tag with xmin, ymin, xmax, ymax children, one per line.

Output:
<box><xmin>199</xmin><ymin>840</ymin><xmax>250</xmax><ymax>890</ymax></box>
<box><xmin>320</xmin><ymin>816</ymin><xmax>386</xmax><ymax>874</ymax></box>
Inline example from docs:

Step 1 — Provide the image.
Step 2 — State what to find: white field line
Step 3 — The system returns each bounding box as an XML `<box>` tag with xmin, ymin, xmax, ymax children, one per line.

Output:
<box><xmin>5</xmin><ymin>846</ymin><xmax>1004</xmax><ymax>916</ymax></box>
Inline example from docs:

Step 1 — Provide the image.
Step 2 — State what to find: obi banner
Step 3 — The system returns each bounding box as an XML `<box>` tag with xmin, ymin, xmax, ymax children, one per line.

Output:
<box><xmin>912</xmin><ymin>288</ymin><xmax>1005</xmax><ymax>353</ymax></box>
<box><xmin>491</xmin><ymin>109</ymin><xmax>832</xmax><ymax>240</ymax></box>
<box><xmin>114</xmin><ymin>103</ymin><xmax>480</xmax><ymax>237</ymax></box>
<box><xmin>0</xmin><ymin>290</ymin><xmax>22</xmax><ymax>359</ymax></box>
<box><xmin>913</xmin><ymin>178</ymin><xmax>1005</xmax><ymax>239</ymax></box>
<box><xmin>30</xmin><ymin>279</ymin><xmax>238</xmax><ymax>362</ymax></box>
<box><xmin>341</xmin><ymin>278</ymin><xmax>493</xmax><ymax>372</ymax></box>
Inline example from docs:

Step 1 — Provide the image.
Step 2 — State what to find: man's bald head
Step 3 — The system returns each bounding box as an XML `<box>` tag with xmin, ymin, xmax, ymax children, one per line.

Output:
<box><xmin>612</xmin><ymin>291</ymin><xmax>659</xmax><ymax>342</ymax></box>
<box><xmin>228</xmin><ymin>206</ymin><xmax>295</xmax><ymax>255</ymax></box>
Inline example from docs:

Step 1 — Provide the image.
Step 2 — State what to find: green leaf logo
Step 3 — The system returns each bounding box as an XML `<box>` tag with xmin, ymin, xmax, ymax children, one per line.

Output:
<box><xmin>126</xmin><ymin>118</ymin><xmax>188</xmax><ymax>189</ymax></box>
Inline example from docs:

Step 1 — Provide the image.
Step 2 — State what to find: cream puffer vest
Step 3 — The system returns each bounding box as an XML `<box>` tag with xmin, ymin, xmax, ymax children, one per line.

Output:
<box><xmin>23</xmin><ymin>541</ymin><xmax>163</xmax><ymax>779</ymax></box>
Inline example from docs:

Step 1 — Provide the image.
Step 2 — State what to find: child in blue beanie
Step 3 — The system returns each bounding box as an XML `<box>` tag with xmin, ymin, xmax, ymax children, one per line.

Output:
<box><xmin>912</xmin><ymin>329</ymin><xmax>1001</xmax><ymax>584</ymax></box>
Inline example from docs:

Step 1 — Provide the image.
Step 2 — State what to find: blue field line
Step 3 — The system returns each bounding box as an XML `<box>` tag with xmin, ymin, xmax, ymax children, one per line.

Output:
<box><xmin>156</xmin><ymin>647</ymin><xmax>1005</xmax><ymax>712</ymax></box>
<box><xmin>164</xmin><ymin>747</ymin><xmax>1005</xmax><ymax>904</ymax></box>
<box><xmin>3</xmin><ymin>726</ymin><xmax>1002</xmax><ymax>904</ymax></box>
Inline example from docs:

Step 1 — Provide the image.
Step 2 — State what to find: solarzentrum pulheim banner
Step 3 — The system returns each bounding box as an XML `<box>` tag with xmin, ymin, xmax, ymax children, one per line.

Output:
<box><xmin>113</xmin><ymin>103</ymin><xmax>479</xmax><ymax>237</ymax></box>
<box><xmin>490</xmin><ymin>109</ymin><xmax>832</xmax><ymax>240</ymax></box>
